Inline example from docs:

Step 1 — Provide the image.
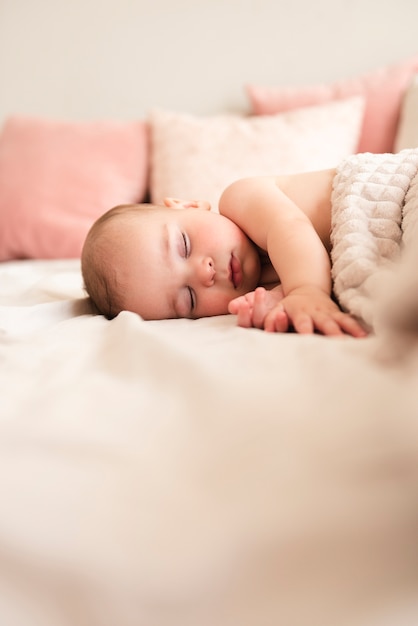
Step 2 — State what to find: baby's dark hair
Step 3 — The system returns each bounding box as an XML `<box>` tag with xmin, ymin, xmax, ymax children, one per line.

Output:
<box><xmin>81</xmin><ymin>203</ymin><xmax>153</xmax><ymax>318</ymax></box>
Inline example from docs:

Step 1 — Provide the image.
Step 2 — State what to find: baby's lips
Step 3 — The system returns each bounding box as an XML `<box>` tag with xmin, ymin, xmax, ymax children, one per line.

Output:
<box><xmin>230</xmin><ymin>254</ymin><xmax>242</xmax><ymax>289</ymax></box>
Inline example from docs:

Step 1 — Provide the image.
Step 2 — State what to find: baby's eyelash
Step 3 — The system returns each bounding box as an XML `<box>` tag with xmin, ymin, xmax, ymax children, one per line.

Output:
<box><xmin>182</xmin><ymin>232</ymin><xmax>189</xmax><ymax>257</ymax></box>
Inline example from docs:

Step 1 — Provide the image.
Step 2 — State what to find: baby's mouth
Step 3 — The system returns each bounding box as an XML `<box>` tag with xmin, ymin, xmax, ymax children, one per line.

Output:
<box><xmin>229</xmin><ymin>254</ymin><xmax>242</xmax><ymax>289</ymax></box>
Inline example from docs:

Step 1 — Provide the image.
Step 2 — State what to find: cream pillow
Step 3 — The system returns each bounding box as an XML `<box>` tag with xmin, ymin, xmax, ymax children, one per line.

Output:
<box><xmin>394</xmin><ymin>74</ymin><xmax>418</xmax><ymax>151</ymax></box>
<box><xmin>150</xmin><ymin>97</ymin><xmax>365</xmax><ymax>210</ymax></box>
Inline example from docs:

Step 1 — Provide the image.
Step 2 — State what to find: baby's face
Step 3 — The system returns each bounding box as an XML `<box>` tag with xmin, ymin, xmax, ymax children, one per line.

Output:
<box><xmin>107</xmin><ymin>205</ymin><xmax>261</xmax><ymax>320</ymax></box>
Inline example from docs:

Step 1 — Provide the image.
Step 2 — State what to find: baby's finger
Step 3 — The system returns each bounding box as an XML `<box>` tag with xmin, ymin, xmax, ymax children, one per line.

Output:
<box><xmin>292</xmin><ymin>313</ymin><xmax>315</xmax><ymax>335</ymax></box>
<box><xmin>251</xmin><ymin>287</ymin><xmax>269</xmax><ymax>329</ymax></box>
<box><xmin>264</xmin><ymin>306</ymin><xmax>289</xmax><ymax>333</ymax></box>
<box><xmin>228</xmin><ymin>292</ymin><xmax>256</xmax><ymax>315</ymax></box>
<box><xmin>315</xmin><ymin>316</ymin><xmax>346</xmax><ymax>336</ymax></box>
<box><xmin>308</xmin><ymin>312</ymin><xmax>367</xmax><ymax>337</ymax></box>
<box><xmin>235</xmin><ymin>300</ymin><xmax>253</xmax><ymax>328</ymax></box>
<box><xmin>228</xmin><ymin>296</ymin><xmax>244</xmax><ymax>314</ymax></box>
<box><xmin>335</xmin><ymin>313</ymin><xmax>368</xmax><ymax>337</ymax></box>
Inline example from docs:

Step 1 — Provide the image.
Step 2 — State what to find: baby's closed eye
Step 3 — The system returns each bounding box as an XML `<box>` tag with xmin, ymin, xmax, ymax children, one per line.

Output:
<box><xmin>181</xmin><ymin>232</ymin><xmax>190</xmax><ymax>257</ymax></box>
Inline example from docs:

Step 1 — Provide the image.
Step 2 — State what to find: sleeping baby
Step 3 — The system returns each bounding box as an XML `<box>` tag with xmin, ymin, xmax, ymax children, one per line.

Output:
<box><xmin>81</xmin><ymin>149</ymin><xmax>418</xmax><ymax>337</ymax></box>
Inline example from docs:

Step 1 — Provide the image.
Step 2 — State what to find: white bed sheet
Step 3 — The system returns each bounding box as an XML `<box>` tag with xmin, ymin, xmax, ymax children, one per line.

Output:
<box><xmin>0</xmin><ymin>259</ymin><xmax>418</xmax><ymax>626</ymax></box>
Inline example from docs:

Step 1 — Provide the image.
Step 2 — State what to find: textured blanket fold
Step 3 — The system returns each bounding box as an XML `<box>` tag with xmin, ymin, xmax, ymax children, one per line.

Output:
<box><xmin>331</xmin><ymin>149</ymin><xmax>418</xmax><ymax>331</ymax></box>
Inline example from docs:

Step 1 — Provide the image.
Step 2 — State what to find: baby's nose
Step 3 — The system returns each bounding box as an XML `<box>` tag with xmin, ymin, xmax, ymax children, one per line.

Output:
<box><xmin>197</xmin><ymin>257</ymin><xmax>215</xmax><ymax>287</ymax></box>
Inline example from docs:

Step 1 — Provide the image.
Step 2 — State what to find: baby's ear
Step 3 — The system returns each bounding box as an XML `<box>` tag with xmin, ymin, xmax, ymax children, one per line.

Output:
<box><xmin>164</xmin><ymin>197</ymin><xmax>211</xmax><ymax>211</ymax></box>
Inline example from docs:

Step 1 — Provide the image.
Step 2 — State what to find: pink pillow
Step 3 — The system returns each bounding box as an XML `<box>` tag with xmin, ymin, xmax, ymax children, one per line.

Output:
<box><xmin>0</xmin><ymin>116</ymin><xmax>149</xmax><ymax>260</ymax></box>
<box><xmin>246</xmin><ymin>56</ymin><xmax>418</xmax><ymax>154</ymax></box>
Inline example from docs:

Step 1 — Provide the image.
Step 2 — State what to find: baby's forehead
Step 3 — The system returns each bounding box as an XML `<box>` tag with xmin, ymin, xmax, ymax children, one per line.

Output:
<box><xmin>123</xmin><ymin>206</ymin><xmax>170</xmax><ymax>223</ymax></box>
<box><xmin>108</xmin><ymin>207</ymin><xmax>160</xmax><ymax>229</ymax></box>
<box><xmin>104</xmin><ymin>205</ymin><xmax>214</xmax><ymax>244</ymax></box>
<box><xmin>102</xmin><ymin>207</ymin><xmax>165</xmax><ymax>243</ymax></box>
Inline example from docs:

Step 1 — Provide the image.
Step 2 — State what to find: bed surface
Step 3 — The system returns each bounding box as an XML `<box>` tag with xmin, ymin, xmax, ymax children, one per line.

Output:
<box><xmin>1</xmin><ymin>259</ymin><xmax>418</xmax><ymax>626</ymax></box>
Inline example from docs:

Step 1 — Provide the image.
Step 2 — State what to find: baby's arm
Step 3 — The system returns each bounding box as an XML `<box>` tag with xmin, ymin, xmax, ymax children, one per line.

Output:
<box><xmin>219</xmin><ymin>176</ymin><xmax>366</xmax><ymax>337</ymax></box>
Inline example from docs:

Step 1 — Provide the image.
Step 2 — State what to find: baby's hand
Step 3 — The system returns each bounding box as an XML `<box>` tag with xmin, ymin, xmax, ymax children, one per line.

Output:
<box><xmin>279</xmin><ymin>287</ymin><xmax>367</xmax><ymax>337</ymax></box>
<box><xmin>228</xmin><ymin>286</ymin><xmax>288</xmax><ymax>331</ymax></box>
<box><xmin>229</xmin><ymin>286</ymin><xmax>367</xmax><ymax>337</ymax></box>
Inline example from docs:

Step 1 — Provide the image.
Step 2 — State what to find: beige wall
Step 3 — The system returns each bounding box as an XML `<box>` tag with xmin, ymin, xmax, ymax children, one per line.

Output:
<box><xmin>0</xmin><ymin>0</ymin><xmax>417</xmax><ymax>122</ymax></box>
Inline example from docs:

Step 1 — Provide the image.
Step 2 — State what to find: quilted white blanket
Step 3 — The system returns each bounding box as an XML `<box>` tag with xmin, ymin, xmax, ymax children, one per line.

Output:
<box><xmin>331</xmin><ymin>149</ymin><xmax>418</xmax><ymax>332</ymax></box>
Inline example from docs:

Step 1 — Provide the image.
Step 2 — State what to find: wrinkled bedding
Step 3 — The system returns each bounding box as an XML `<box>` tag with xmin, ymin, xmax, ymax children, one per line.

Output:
<box><xmin>0</xmin><ymin>258</ymin><xmax>418</xmax><ymax>626</ymax></box>
<box><xmin>331</xmin><ymin>148</ymin><xmax>418</xmax><ymax>331</ymax></box>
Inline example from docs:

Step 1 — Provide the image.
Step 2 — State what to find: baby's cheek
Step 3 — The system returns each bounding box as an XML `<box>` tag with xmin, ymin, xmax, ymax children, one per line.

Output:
<box><xmin>197</xmin><ymin>290</ymin><xmax>230</xmax><ymax>317</ymax></box>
